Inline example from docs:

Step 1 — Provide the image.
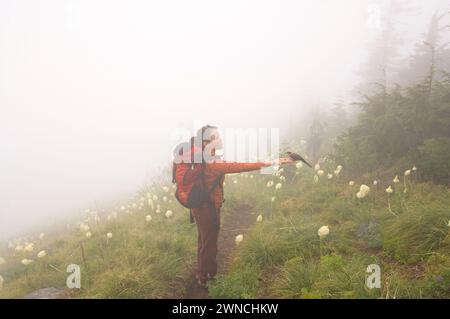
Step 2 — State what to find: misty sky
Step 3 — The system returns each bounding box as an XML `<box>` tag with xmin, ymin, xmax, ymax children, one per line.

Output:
<box><xmin>1</xmin><ymin>0</ymin><xmax>448</xmax><ymax>240</ymax></box>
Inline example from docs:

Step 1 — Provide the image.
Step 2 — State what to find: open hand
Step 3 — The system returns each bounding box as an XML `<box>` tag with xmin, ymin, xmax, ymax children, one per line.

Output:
<box><xmin>279</xmin><ymin>157</ymin><xmax>294</xmax><ymax>165</ymax></box>
<box><xmin>270</xmin><ymin>157</ymin><xmax>294</xmax><ymax>165</ymax></box>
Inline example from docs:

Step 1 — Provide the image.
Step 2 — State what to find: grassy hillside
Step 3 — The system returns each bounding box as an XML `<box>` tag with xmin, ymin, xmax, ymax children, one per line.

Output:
<box><xmin>1</xmin><ymin>162</ymin><xmax>449</xmax><ymax>299</ymax></box>
<box><xmin>0</xmin><ymin>184</ymin><xmax>197</xmax><ymax>298</ymax></box>
<box><xmin>208</xmin><ymin>164</ymin><xmax>450</xmax><ymax>299</ymax></box>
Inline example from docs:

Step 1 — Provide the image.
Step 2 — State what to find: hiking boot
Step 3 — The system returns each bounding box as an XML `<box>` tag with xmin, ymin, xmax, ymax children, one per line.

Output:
<box><xmin>195</xmin><ymin>274</ymin><xmax>208</xmax><ymax>288</ymax></box>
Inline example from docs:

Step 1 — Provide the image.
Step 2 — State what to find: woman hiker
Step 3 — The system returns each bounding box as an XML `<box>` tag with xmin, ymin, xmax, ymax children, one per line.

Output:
<box><xmin>173</xmin><ymin>125</ymin><xmax>294</xmax><ymax>287</ymax></box>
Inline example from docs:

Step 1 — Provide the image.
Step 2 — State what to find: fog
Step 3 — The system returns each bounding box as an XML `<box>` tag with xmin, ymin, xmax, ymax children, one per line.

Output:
<box><xmin>0</xmin><ymin>0</ymin><xmax>448</xmax><ymax>240</ymax></box>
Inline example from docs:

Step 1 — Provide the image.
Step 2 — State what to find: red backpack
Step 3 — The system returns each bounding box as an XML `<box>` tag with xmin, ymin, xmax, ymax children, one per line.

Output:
<box><xmin>172</xmin><ymin>146</ymin><xmax>209</xmax><ymax>209</ymax></box>
<box><xmin>172</xmin><ymin>143</ymin><xmax>222</xmax><ymax>227</ymax></box>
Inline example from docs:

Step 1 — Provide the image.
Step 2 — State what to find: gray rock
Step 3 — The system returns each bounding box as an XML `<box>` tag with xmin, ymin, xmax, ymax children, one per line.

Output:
<box><xmin>22</xmin><ymin>287</ymin><xmax>68</xmax><ymax>299</ymax></box>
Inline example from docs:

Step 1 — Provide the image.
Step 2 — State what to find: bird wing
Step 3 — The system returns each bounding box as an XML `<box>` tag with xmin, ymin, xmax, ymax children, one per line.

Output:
<box><xmin>287</xmin><ymin>152</ymin><xmax>313</xmax><ymax>168</ymax></box>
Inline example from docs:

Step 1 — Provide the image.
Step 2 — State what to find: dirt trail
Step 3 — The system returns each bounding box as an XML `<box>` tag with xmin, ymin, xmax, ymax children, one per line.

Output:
<box><xmin>184</xmin><ymin>203</ymin><xmax>254</xmax><ymax>299</ymax></box>
<box><xmin>22</xmin><ymin>287</ymin><xmax>69</xmax><ymax>299</ymax></box>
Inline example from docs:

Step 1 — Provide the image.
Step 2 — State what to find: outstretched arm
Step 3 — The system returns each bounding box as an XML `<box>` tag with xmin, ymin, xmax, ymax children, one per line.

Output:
<box><xmin>206</xmin><ymin>158</ymin><xmax>293</xmax><ymax>175</ymax></box>
<box><xmin>206</xmin><ymin>162</ymin><xmax>270</xmax><ymax>175</ymax></box>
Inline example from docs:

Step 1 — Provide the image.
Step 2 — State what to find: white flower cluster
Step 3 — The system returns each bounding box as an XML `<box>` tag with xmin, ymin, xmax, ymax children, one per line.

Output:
<box><xmin>318</xmin><ymin>226</ymin><xmax>330</xmax><ymax>239</ymax></box>
<box><xmin>356</xmin><ymin>185</ymin><xmax>370</xmax><ymax>199</ymax></box>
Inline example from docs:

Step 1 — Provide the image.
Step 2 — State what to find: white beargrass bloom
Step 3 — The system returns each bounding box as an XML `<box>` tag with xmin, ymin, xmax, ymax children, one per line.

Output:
<box><xmin>280</xmin><ymin>176</ymin><xmax>286</xmax><ymax>182</ymax></box>
<box><xmin>266</xmin><ymin>180</ymin><xmax>274</xmax><ymax>188</ymax></box>
<box><xmin>145</xmin><ymin>215</ymin><xmax>152</xmax><ymax>222</ymax></box>
<box><xmin>314</xmin><ymin>175</ymin><xmax>319</xmax><ymax>183</ymax></box>
<box><xmin>356</xmin><ymin>185</ymin><xmax>370</xmax><ymax>199</ymax></box>
<box><xmin>349</xmin><ymin>181</ymin><xmax>355</xmax><ymax>186</ymax></box>
<box><xmin>0</xmin><ymin>257</ymin><xmax>5</xmax><ymax>265</ymax></box>
<box><xmin>162</xmin><ymin>186</ymin><xmax>169</xmax><ymax>193</ymax></box>
<box><xmin>314</xmin><ymin>164</ymin><xmax>320</xmax><ymax>171</ymax></box>
<box><xmin>404</xmin><ymin>170</ymin><xmax>411</xmax><ymax>176</ymax></box>
<box><xmin>271</xmin><ymin>196</ymin><xmax>276</xmax><ymax>203</ymax></box>
<box><xmin>106</xmin><ymin>232</ymin><xmax>113</xmax><ymax>239</ymax></box>
<box><xmin>373</xmin><ymin>180</ymin><xmax>378</xmax><ymax>186</ymax></box>
<box><xmin>393</xmin><ymin>176</ymin><xmax>400</xmax><ymax>183</ymax></box>
<box><xmin>318</xmin><ymin>226</ymin><xmax>330</xmax><ymax>239</ymax></box>
<box><xmin>21</xmin><ymin>259</ymin><xmax>34</xmax><ymax>266</ymax></box>
<box><xmin>334</xmin><ymin>165</ymin><xmax>342</xmax><ymax>176</ymax></box>
<box><xmin>412</xmin><ymin>166</ymin><xmax>417</xmax><ymax>171</ymax></box>
<box><xmin>235</xmin><ymin>234</ymin><xmax>244</xmax><ymax>244</ymax></box>
<box><xmin>148</xmin><ymin>198</ymin><xmax>154</xmax><ymax>210</ymax></box>
<box><xmin>163</xmin><ymin>196</ymin><xmax>168</xmax><ymax>202</ymax></box>
<box><xmin>233</xmin><ymin>179</ymin><xmax>238</xmax><ymax>184</ymax></box>
<box><xmin>327</xmin><ymin>174</ymin><xmax>333</xmax><ymax>180</ymax></box>
<box><xmin>250</xmin><ymin>175</ymin><xmax>254</xmax><ymax>179</ymax></box>
<box><xmin>275</xmin><ymin>183</ymin><xmax>282</xmax><ymax>190</ymax></box>
<box><xmin>257</xmin><ymin>215</ymin><xmax>263</xmax><ymax>223</ymax></box>
<box><xmin>85</xmin><ymin>232</ymin><xmax>92</xmax><ymax>239</ymax></box>
<box><xmin>152</xmin><ymin>195</ymin><xmax>158</xmax><ymax>201</ymax></box>
<box><xmin>37</xmin><ymin>250</ymin><xmax>47</xmax><ymax>258</ymax></box>
<box><xmin>317</xmin><ymin>170</ymin><xmax>325</xmax><ymax>177</ymax></box>
<box><xmin>386</xmin><ymin>186</ymin><xmax>393</xmax><ymax>194</ymax></box>
<box><xmin>24</xmin><ymin>243</ymin><xmax>34</xmax><ymax>252</ymax></box>
<box><xmin>360</xmin><ymin>185</ymin><xmax>370</xmax><ymax>193</ymax></box>
<box><xmin>296</xmin><ymin>162</ymin><xmax>303</xmax><ymax>169</ymax></box>
<box><xmin>165</xmin><ymin>210</ymin><xmax>173</xmax><ymax>218</ymax></box>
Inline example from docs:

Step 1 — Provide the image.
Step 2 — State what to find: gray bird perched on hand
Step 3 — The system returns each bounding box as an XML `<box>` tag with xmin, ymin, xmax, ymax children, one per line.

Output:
<box><xmin>286</xmin><ymin>152</ymin><xmax>313</xmax><ymax>168</ymax></box>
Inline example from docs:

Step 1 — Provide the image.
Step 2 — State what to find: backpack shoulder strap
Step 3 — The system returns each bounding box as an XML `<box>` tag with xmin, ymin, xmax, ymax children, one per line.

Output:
<box><xmin>200</xmin><ymin>162</ymin><xmax>223</xmax><ymax>193</ymax></box>
<box><xmin>209</xmin><ymin>175</ymin><xmax>223</xmax><ymax>193</ymax></box>
<box><xmin>172</xmin><ymin>163</ymin><xmax>177</xmax><ymax>184</ymax></box>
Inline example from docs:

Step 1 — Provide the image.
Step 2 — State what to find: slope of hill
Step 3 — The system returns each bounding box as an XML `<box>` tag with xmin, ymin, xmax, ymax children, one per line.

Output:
<box><xmin>0</xmin><ymin>162</ymin><xmax>449</xmax><ymax>299</ymax></box>
<box><xmin>209</xmin><ymin>165</ymin><xmax>450</xmax><ymax>299</ymax></box>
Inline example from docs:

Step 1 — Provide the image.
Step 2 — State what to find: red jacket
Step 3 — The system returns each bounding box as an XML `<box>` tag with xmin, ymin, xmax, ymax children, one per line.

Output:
<box><xmin>203</xmin><ymin>161</ymin><xmax>271</xmax><ymax>209</ymax></box>
<box><xmin>175</xmin><ymin>145</ymin><xmax>270</xmax><ymax>209</ymax></box>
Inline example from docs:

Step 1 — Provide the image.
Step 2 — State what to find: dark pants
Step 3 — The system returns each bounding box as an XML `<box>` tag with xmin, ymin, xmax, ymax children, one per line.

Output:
<box><xmin>191</xmin><ymin>203</ymin><xmax>220</xmax><ymax>282</ymax></box>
